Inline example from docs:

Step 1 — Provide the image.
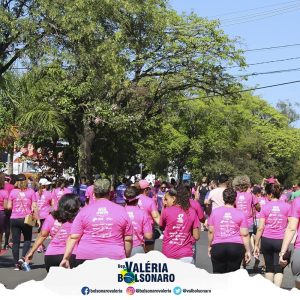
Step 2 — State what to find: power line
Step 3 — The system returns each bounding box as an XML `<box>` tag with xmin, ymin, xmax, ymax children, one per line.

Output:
<box><xmin>229</xmin><ymin>56</ymin><xmax>300</xmax><ymax>68</ymax></box>
<box><xmin>221</xmin><ymin>3</ymin><xmax>300</xmax><ymax>24</ymax></box>
<box><xmin>233</xmin><ymin>67</ymin><xmax>300</xmax><ymax>78</ymax></box>
<box><xmin>245</xmin><ymin>43</ymin><xmax>300</xmax><ymax>52</ymax></box>
<box><xmin>168</xmin><ymin>79</ymin><xmax>300</xmax><ymax>104</ymax></box>
<box><xmin>207</xmin><ymin>0</ymin><xmax>300</xmax><ymax>18</ymax></box>
<box><xmin>171</xmin><ymin>2</ymin><xmax>300</xmax><ymax>29</ymax></box>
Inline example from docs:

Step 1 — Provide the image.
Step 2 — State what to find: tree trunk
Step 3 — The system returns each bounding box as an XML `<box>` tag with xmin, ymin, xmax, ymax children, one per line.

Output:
<box><xmin>78</xmin><ymin>118</ymin><xmax>95</xmax><ymax>182</ymax></box>
<box><xmin>7</xmin><ymin>144</ymin><xmax>14</xmax><ymax>175</ymax></box>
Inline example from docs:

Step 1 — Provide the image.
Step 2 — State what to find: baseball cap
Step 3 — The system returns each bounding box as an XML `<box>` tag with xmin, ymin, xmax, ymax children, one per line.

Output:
<box><xmin>39</xmin><ymin>178</ymin><xmax>52</xmax><ymax>185</ymax></box>
<box><xmin>139</xmin><ymin>179</ymin><xmax>150</xmax><ymax>190</ymax></box>
<box><xmin>15</xmin><ymin>174</ymin><xmax>27</xmax><ymax>181</ymax></box>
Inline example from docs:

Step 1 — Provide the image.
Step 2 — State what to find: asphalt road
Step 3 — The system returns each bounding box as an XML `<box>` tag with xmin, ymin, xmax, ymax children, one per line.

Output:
<box><xmin>0</xmin><ymin>231</ymin><xmax>295</xmax><ymax>290</ymax></box>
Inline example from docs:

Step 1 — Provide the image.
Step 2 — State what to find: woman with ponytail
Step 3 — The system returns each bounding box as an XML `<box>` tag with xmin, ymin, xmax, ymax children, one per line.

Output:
<box><xmin>25</xmin><ymin>194</ymin><xmax>81</xmax><ymax>272</ymax></box>
<box><xmin>35</xmin><ymin>178</ymin><xmax>53</xmax><ymax>252</ymax></box>
<box><xmin>160</xmin><ymin>184</ymin><xmax>200</xmax><ymax>264</ymax></box>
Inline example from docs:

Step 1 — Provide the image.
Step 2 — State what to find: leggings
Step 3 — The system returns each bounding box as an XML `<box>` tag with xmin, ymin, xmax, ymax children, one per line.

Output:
<box><xmin>10</xmin><ymin>218</ymin><xmax>33</xmax><ymax>264</ymax></box>
<box><xmin>211</xmin><ymin>243</ymin><xmax>245</xmax><ymax>274</ymax></box>
<box><xmin>261</xmin><ymin>237</ymin><xmax>283</xmax><ymax>274</ymax></box>
<box><xmin>0</xmin><ymin>210</ymin><xmax>5</xmax><ymax>234</ymax></box>
<box><xmin>44</xmin><ymin>254</ymin><xmax>76</xmax><ymax>272</ymax></box>
<box><xmin>4</xmin><ymin>209</ymin><xmax>11</xmax><ymax>245</ymax></box>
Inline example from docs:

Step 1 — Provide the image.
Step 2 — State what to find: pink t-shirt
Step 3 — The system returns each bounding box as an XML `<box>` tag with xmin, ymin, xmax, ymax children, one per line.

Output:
<box><xmin>260</xmin><ymin>201</ymin><xmax>290</xmax><ymax>239</ymax></box>
<box><xmin>52</xmin><ymin>187</ymin><xmax>72</xmax><ymax>209</ymax></box>
<box><xmin>208</xmin><ymin>206</ymin><xmax>248</xmax><ymax>245</ymax></box>
<box><xmin>0</xmin><ymin>189</ymin><xmax>9</xmax><ymax>211</ymax></box>
<box><xmin>4</xmin><ymin>182</ymin><xmax>14</xmax><ymax>195</ymax></box>
<box><xmin>125</xmin><ymin>206</ymin><xmax>152</xmax><ymax>248</ymax></box>
<box><xmin>288</xmin><ymin>197</ymin><xmax>300</xmax><ymax>249</ymax></box>
<box><xmin>235</xmin><ymin>192</ymin><xmax>259</xmax><ymax>226</ymax></box>
<box><xmin>9</xmin><ymin>188</ymin><xmax>37</xmax><ymax>219</ymax></box>
<box><xmin>71</xmin><ymin>199</ymin><xmax>133</xmax><ymax>260</ymax></box>
<box><xmin>189</xmin><ymin>199</ymin><xmax>204</xmax><ymax>220</ymax></box>
<box><xmin>85</xmin><ymin>185</ymin><xmax>96</xmax><ymax>205</ymax></box>
<box><xmin>36</xmin><ymin>190</ymin><xmax>53</xmax><ymax>219</ymax></box>
<box><xmin>279</xmin><ymin>194</ymin><xmax>288</xmax><ymax>202</ymax></box>
<box><xmin>42</xmin><ymin>214</ymin><xmax>76</xmax><ymax>255</ymax></box>
<box><xmin>138</xmin><ymin>194</ymin><xmax>158</xmax><ymax>227</ymax></box>
<box><xmin>160</xmin><ymin>206</ymin><xmax>199</xmax><ymax>259</ymax></box>
<box><xmin>256</xmin><ymin>196</ymin><xmax>268</xmax><ymax>218</ymax></box>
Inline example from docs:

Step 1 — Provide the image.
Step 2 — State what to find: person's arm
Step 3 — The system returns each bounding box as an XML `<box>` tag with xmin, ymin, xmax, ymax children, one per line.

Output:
<box><xmin>60</xmin><ymin>234</ymin><xmax>81</xmax><ymax>268</ymax></box>
<box><xmin>194</xmin><ymin>187</ymin><xmax>200</xmax><ymax>201</ymax></box>
<box><xmin>6</xmin><ymin>200</ymin><xmax>12</xmax><ymax>210</ymax></box>
<box><xmin>279</xmin><ymin>217</ymin><xmax>299</xmax><ymax>266</ymax></box>
<box><xmin>144</xmin><ymin>232</ymin><xmax>153</xmax><ymax>240</ymax></box>
<box><xmin>151</xmin><ymin>210</ymin><xmax>160</xmax><ymax>225</ymax></box>
<box><xmin>254</xmin><ymin>218</ymin><xmax>265</xmax><ymax>257</ymax></box>
<box><xmin>31</xmin><ymin>201</ymin><xmax>41</xmax><ymax>228</ymax></box>
<box><xmin>207</xmin><ymin>225</ymin><xmax>214</xmax><ymax>257</ymax></box>
<box><xmin>124</xmin><ymin>235</ymin><xmax>133</xmax><ymax>258</ymax></box>
<box><xmin>3</xmin><ymin>199</ymin><xmax>8</xmax><ymax>209</ymax></box>
<box><xmin>25</xmin><ymin>230</ymin><xmax>49</xmax><ymax>263</ymax></box>
<box><xmin>192</xmin><ymin>228</ymin><xmax>200</xmax><ymax>241</ymax></box>
<box><xmin>261</xmin><ymin>178</ymin><xmax>266</xmax><ymax>186</ymax></box>
<box><xmin>240</xmin><ymin>228</ymin><xmax>251</xmax><ymax>264</ymax></box>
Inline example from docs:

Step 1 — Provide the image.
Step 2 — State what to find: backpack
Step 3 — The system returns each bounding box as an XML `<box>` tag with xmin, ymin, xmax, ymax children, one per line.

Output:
<box><xmin>199</xmin><ymin>185</ymin><xmax>209</xmax><ymax>204</ymax></box>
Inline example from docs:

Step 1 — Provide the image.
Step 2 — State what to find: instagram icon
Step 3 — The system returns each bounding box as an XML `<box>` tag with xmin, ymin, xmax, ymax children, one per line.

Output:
<box><xmin>126</xmin><ymin>286</ymin><xmax>136</xmax><ymax>295</ymax></box>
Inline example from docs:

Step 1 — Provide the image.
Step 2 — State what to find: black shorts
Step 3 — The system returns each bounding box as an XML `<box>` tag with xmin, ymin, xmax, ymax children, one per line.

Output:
<box><xmin>261</xmin><ymin>237</ymin><xmax>283</xmax><ymax>274</ymax></box>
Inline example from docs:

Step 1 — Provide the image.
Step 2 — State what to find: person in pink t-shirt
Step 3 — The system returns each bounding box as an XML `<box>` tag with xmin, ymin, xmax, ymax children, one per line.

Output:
<box><xmin>35</xmin><ymin>178</ymin><xmax>54</xmax><ymax>253</ymax></box>
<box><xmin>254</xmin><ymin>184</ymin><xmax>290</xmax><ymax>287</ymax></box>
<box><xmin>52</xmin><ymin>178</ymin><xmax>72</xmax><ymax>210</ymax></box>
<box><xmin>136</xmin><ymin>180</ymin><xmax>160</xmax><ymax>253</ymax></box>
<box><xmin>7</xmin><ymin>174</ymin><xmax>39</xmax><ymax>270</ymax></box>
<box><xmin>25</xmin><ymin>194</ymin><xmax>81</xmax><ymax>272</ymax></box>
<box><xmin>208</xmin><ymin>188</ymin><xmax>251</xmax><ymax>273</ymax></box>
<box><xmin>160</xmin><ymin>185</ymin><xmax>200</xmax><ymax>264</ymax></box>
<box><xmin>60</xmin><ymin>179</ymin><xmax>133</xmax><ymax>268</ymax></box>
<box><xmin>85</xmin><ymin>184</ymin><xmax>95</xmax><ymax>205</ymax></box>
<box><xmin>0</xmin><ymin>173</ymin><xmax>9</xmax><ymax>255</ymax></box>
<box><xmin>124</xmin><ymin>186</ymin><xmax>153</xmax><ymax>256</ymax></box>
<box><xmin>279</xmin><ymin>196</ymin><xmax>300</xmax><ymax>289</ymax></box>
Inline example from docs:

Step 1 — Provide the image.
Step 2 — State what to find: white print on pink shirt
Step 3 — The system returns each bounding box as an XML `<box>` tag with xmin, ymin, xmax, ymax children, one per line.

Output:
<box><xmin>91</xmin><ymin>207</ymin><xmax>113</xmax><ymax>238</ymax></box>
<box><xmin>236</xmin><ymin>195</ymin><xmax>248</xmax><ymax>215</ymax></box>
<box><xmin>220</xmin><ymin>212</ymin><xmax>238</xmax><ymax>237</ymax></box>
<box><xmin>267</xmin><ymin>206</ymin><xmax>284</xmax><ymax>228</ymax></box>
<box><xmin>51</xmin><ymin>220</ymin><xmax>68</xmax><ymax>241</ymax></box>
<box><xmin>16</xmin><ymin>192</ymin><xmax>27</xmax><ymax>214</ymax></box>
<box><xmin>127</xmin><ymin>211</ymin><xmax>139</xmax><ymax>242</ymax></box>
<box><xmin>168</xmin><ymin>214</ymin><xmax>188</xmax><ymax>246</ymax></box>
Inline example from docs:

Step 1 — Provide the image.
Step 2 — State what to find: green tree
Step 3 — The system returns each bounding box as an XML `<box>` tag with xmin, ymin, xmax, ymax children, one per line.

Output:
<box><xmin>16</xmin><ymin>0</ymin><xmax>245</xmax><ymax>179</ymax></box>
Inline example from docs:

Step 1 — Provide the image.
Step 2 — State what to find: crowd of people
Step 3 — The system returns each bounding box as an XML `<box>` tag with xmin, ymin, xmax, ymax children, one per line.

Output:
<box><xmin>0</xmin><ymin>172</ymin><xmax>299</xmax><ymax>290</ymax></box>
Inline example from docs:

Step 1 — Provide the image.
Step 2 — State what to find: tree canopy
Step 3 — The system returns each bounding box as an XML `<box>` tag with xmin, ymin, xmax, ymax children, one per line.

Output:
<box><xmin>0</xmin><ymin>0</ymin><xmax>299</xmax><ymax>185</ymax></box>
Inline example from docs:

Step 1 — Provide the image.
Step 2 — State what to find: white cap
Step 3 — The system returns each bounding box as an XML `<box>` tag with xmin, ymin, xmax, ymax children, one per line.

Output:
<box><xmin>39</xmin><ymin>178</ymin><xmax>52</xmax><ymax>185</ymax></box>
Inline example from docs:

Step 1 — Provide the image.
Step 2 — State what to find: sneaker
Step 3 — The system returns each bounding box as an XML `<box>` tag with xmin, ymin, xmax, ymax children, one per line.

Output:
<box><xmin>37</xmin><ymin>246</ymin><xmax>43</xmax><ymax>253</ymax></box>
<box><xmin>14</xmin><ymin>264</ymin><xmax>21</xmax><ymax>271</ymax></box>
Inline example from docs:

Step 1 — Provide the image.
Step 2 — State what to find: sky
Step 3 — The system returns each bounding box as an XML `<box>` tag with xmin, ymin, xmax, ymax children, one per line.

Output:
<box><xmin>169</xmin><ymin>0</ymin><xmax>300</xmax><ymax>126</ymax></box>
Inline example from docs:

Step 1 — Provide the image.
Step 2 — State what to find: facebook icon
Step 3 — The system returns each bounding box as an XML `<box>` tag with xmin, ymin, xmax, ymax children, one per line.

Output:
<box><xmin>81</xmin><ymin>286</ymin><xmax>90</xmax><ymax>295</ymax></box>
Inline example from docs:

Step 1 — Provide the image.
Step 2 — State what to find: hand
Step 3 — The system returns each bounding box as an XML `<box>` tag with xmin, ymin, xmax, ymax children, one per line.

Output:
<box><xmin>253</xmin><ymin>246</ymin><xmax>260</xmax><ymax>258</ymax></box>
<box><xmin>279</xmin><ymin>254</ymin><xmax>288</xmax><ymax>268</ymax></box>
<box><xmin>59</xmin><ymin>258</ymin><xmax>70</xmax><ymax>269</ymax></box>
<box><xmin>25</xmin><ymin>253</ymin><xmax>33</xmax><ymax>264</ymax></box>
<box><xmin>36</xmin><ymin>219</ymin><xmax>41</xmax><ymax>228</ymax></box>
<box><xmin>208</xmin><ymin>246</ymin><xmax>211</xmax><ymax>258</ymax></box>
<box><xmin>244</xmin><ymin>251</ymin><xmax>251</xmax><ymax>264</ymax></box>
